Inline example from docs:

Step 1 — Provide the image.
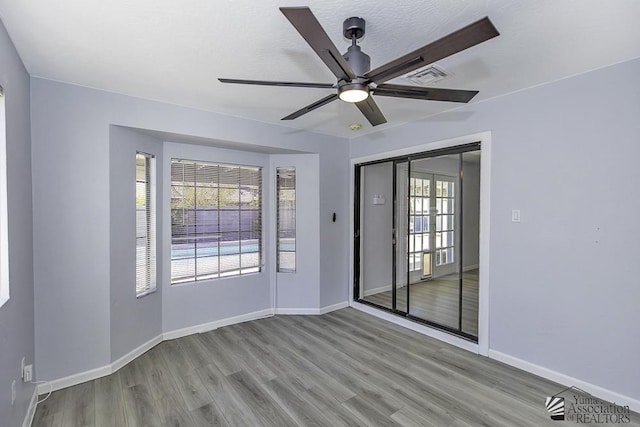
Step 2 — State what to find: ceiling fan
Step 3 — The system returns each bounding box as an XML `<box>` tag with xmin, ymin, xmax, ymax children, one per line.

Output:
<box><xmin>219</xmin><ymin>7</ymin><xmax>499</xmax><ymax>127</ymax></box>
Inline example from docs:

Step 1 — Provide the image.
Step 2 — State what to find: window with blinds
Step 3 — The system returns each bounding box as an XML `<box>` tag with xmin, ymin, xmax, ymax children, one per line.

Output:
<box><xmin>135</xmin><ymin>152</ymin><xmax>156</xmax><ymax>297</ymax></box>
<box><xmin>276</xmin><ymin>167</ymin><xmax>296</xmax><ymax>273</ymax></box>
<box><xmin>0</xmin><ymin>86</ymin><xmax>8</xmax><ymax>308</ymax></box>
<box><xmin>170</xmin><ymin>159</ymin><xmax>262</xmax><ymax>284</ymax></box>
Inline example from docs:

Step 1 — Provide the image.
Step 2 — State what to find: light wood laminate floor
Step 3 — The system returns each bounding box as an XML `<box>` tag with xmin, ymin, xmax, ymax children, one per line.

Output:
<box><xmin>365</xmin><ymin>270</ymin><xmax>479</xmax><ymax>336</ymax></box>
<box><xmin>33</xmin><ymin>308</ymin><xmax>639</xmax><ymax>426</ymax></box>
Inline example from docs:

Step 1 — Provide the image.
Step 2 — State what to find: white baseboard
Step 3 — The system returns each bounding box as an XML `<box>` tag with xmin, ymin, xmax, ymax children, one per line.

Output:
<box><xmin>37</xmin><ymin>364</ymin><xmax>112</xmax><ymax>395</ymax></box>
<box><xmin>275</xmin><ymin>308</ymin><xmax>319</xmax><ymax>315</ymax></box>
<box><xmin>37</xmin><ymin>308</ymin><xmax>274</xmax><ymax>394</ymax></box>
<box><xmin>275</xmin><ymin>301</ymin><xmax>349</xmax><ymax>316</ymax></box>
<box><xmin>319</xmin><ymin>301</ymin><xmax>349</xmax><ymax>314</ymax></box>
<box><xmin>22</xmin><ymin>387</ymin><xmax>38</xmax><ymax>427</ymax></box>
<box><xmin>463</xmin><ymin>264</ymin><xmax>479</xmax><ymax>272</ymax></box>
<box><xmin>111</xmin><ymin>334</ymin><xmax>163</xmax><ymax>373</ymax></box>
<box><xmin>488</xmin><ymin>350</ymin><xmax>640</xmax><ymax>412</ymax></box>
<box><xmin>163</xmin><ymin>308</ymin><xmax>273</xmax><ymax>340</ymax></box>
<box><xmin>362</xmin><ymin>283</ymin><xmax>409</xmax><ymax>298</ymax></box>
<box><xmin>363</xmin><ymin>285</ymin><xmax>392</xmax><ymax>297</ymax></box>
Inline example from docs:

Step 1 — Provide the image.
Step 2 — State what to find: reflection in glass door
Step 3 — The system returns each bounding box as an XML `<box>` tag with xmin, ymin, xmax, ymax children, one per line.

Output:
<box><xmin>409</xmin><ymin>175</ymin><xmax>432</xmax><ymax>280</ymax></box>
<box><xmin>434</xmin><ymin>176</ymin><xmax>456</xmax><ymax>277</ymax></box>
<box><xmin>357</xmin><ymin>161</ymin><xmax>394</xmax><ymax>310</ymax></box>
<box><xmin>408</xmin><ymin>156</ymin><xmax>460</xmax><ymax>331</ymax></box>
<box><xmin>354</xmin><ymin>144</ymin><xmax>481</xmax><ymax>340</ymax></box>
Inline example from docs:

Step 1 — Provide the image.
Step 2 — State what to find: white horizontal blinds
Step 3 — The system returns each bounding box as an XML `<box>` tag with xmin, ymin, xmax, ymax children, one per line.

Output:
<box><xmin>135</xmin><ymin>152</ymin><xmax>156</xmax><ymax>297</ymax></box>
<box><xmin>276</xmin><ymin>167</ymin><xmax>296</xmax><ymax>272</ymax></box>
<box><xmin>171</xmin><ymin>161</ymin><xmax>196</xmax><ymax>283</ymax></box>
<box><xmin>170</xmin><ymin>159</ymin><xmax>262</xmax><ymax>284</ymax></box>
<box><xmin>0</xmin><ymin>86</ymin><xmax>8</xmax><ymax>308</ymax></box>
<box><xmin>238</xmin><ymin>166</ymin><xmax>262</xmax><ymax>275</ymax></box>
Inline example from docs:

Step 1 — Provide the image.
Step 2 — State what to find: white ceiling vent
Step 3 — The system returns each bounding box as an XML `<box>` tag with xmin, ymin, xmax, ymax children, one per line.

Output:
<box><xmin>402</xmin><ymin>64</ymin><xmax>451</xmax><ymax>86</ymax></box>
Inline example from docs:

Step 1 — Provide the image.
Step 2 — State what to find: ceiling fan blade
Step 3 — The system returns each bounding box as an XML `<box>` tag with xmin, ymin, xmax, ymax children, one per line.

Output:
<box><xmin>282</xmin><ymin>94</ymin><xmax>338</xmax><ymax>121</ymax></box>
<box><xmin>365</xmin><ymin>17</ymin><xmax>499</xmax><ymax>84</ymax></box>
<box><xmin>355</xmin><ymin>97</ymin><xmax>387</xmax><ymax>126</ymax></box>
<box><xmin>374</xmin><ymin>84</ymin><xmax>478</xmax><ymax>103</ymax></box>
<box><xmin>218</xmin><ymin>78</ymin><xmax>334</xmax><ymax>89</ymax></box>
<box><xmin>280</xmin><ymin>7</ymin><xmax>356</xmax><ymax>81</ymax></box>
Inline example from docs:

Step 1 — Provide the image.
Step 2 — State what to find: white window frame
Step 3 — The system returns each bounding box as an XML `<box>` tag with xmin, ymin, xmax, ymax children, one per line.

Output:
<box><xmin>276</xmin><ymin>166</ymin><xmax>296</xmax><ymax>273</ymax></box>
<box><xmin>434</xmin><ymin>176</ymin><xmax>455</xmax><ymax>267</ymax></box>
<box><xmin>408</xmin><ymin>175</ymin><xmax>431</xmax><ymax>273</ymax></box>
<box><xmin>136</xmin><ymin>152</ymin><xmax>156</xmax><ymax>297</ymax></box>
<box><xmin>0</xmin><ymin>86</ymin><xmax>9</xmax><ymax>308</ymax></box>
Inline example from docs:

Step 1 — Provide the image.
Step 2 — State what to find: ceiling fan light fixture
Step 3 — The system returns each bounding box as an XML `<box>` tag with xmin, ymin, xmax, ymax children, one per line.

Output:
<box><xmin>338</xmin><ymin>83</ymin><xmax>369</xmax><ymax>103</ymax></box>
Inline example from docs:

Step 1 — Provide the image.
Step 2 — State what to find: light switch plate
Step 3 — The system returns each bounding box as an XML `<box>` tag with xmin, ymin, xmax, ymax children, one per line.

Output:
<box><xmin>372</xmin><ymin>195</ymin><xmax>386</xmax><ymax>205</ymax></box>
<box><xmin>511</xmin><ymin>209</ymin><xmax>521</xmax><ymax>222</ymax></box>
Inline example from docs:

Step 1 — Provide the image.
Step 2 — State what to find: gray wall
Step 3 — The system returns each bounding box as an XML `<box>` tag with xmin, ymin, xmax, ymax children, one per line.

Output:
<box><xmin>351</xmin><ymin>57</ymin><xmax>640</xmax><ymax>401</ymax></box>
<box><xmin>272</xmin><ymin>154</ymin><xmax>321</xmax><ymax>310</ymax></box>
<box><xmin>0</xmin><ymin>18</ymin><xmax>35</xmax><ymax>425</ymax></box>
<box><xmin>32</xmin><ymin>81</ymin><xmax>112</xmax><ymax>380</ymax></box>
<box><xmin>109</xmin><ymin>126</ymin><xmax>163</xmax><ymax>361</ymax></box>
<box><xmin>318</xmin><ymin>147</ymin><xmax>350</xmax><ymax>307</ymax></box>
<box><xmin>31</xmin><ymin>77</ymin><xmax>350</xmax><ymax>381</ymax></box>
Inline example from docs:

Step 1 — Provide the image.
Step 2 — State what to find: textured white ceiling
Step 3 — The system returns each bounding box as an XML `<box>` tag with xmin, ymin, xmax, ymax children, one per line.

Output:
<box><xmin>1</xmin><ymin>0</ymin><xmax>639</xmax><ymax>138</ymax></box>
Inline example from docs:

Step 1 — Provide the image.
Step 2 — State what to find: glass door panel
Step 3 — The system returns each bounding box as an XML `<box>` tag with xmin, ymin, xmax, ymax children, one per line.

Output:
<box><xmin>358</xmin><ymin>161</ymin><xmax>394</xmax><ymax>310</ymax></box>
<box><xmin>408</xmin><ymin>156</ymin><xmax>460</xmax><ymax>330</ymax></box>
<box><xmin>394</xmin><ymin>161</ymin><xmax>409</xmax><ymax>313</ymax></box>
<box><xmin>460</xmin><ymin>150</ymin><xmax>481</xmax><ymax>336</ymax></box>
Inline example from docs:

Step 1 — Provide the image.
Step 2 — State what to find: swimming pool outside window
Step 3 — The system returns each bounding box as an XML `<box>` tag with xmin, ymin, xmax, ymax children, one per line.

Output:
<box><xmin>170</xmin><ymin>159</ymin><xmax>262</xmax><ymax>284</ymax></box>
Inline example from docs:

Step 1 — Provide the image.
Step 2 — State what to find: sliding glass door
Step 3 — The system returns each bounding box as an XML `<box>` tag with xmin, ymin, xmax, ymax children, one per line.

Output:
<box><xmin>354</xmin><ymin>144</ymin><xmax>480</xmax><ymax>340</ymax></box>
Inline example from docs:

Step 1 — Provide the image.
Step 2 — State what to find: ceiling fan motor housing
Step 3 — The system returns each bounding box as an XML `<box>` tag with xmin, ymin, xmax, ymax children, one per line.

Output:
<box><xmin>343</xmin><ymin>44</ymin><xmax>370</xmax><ymax>76</ymax></box>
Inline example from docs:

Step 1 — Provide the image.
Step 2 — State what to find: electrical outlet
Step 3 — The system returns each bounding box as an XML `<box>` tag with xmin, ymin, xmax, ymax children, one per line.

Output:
<box><xmin>11</xmin><ymin>380</ymin><xmax>16</xmax><ymax>406</ymax></box>
<box><xmin>23</xmin><ymin>365</ymin><xmax>32</xmax><ymax>383</ymax></box>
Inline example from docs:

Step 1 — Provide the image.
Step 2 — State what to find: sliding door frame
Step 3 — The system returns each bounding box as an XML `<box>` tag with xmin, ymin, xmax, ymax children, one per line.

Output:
<box><xmin>353</xmin><ymin>143</ymin><xmax>479</xmax><ymax>341</ymax></box>
<box><xmin>350</xmin><ymin>131</ymin><xmax>492</xmax><ymax>354</ymax></box>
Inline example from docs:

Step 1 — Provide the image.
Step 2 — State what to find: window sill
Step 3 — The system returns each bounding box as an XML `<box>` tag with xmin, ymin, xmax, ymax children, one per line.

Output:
<box><xmin>170</xmin><ymin>270</ymin><xmax>263</xmax><ymax>287</ymax></box>
<box><xmin>136</xmin><ymin>288</ymin><xmax>157</xmax><ymax>299</ymax></box>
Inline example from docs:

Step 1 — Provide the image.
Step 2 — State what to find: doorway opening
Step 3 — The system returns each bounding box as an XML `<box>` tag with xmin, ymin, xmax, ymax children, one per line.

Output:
<box><xmin>354</xmin><ymin>143</ymin><xmax>480</xmax><ymax>340</ymax></box>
